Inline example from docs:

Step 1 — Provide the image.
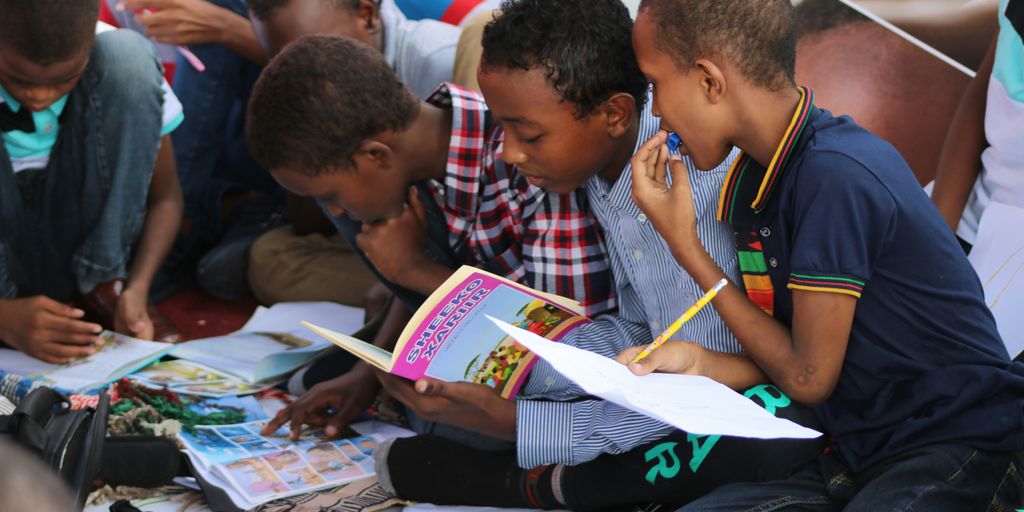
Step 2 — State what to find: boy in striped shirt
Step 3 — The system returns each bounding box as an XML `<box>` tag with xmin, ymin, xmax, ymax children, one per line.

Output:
<box><xmin>372</xmin><ymin>1</ymin><xmax>822</xmax><ymax>509</ymax></box>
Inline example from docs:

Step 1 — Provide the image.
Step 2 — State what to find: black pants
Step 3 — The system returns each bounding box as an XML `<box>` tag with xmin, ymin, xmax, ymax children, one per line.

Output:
<box><xmin>559</xmin><ymin>385</ymin><xmax>826</xmax><ymax>511</ymax></box>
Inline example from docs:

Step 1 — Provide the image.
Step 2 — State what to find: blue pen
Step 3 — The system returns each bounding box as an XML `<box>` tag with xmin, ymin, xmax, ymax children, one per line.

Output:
<box><xmin>666</xmin><ymin>132</ymin><xmax>682</xmax><ymax>154</ymax></box>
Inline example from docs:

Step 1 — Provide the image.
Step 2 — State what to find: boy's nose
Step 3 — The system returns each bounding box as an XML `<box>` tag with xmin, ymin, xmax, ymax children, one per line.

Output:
<box><xmin>22</xmin><ymin>87</ymin><xmax>61</xmax><ymax>112</ymax></box>
<box><xmin>502</xmin><ymin>137</ymin><xmax>528</xmax><ymax>166</ymax></box>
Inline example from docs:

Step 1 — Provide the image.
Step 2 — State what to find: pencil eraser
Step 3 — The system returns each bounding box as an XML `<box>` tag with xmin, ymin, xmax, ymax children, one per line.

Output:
<box><xmin>667</xmin><ymin>133</ymin><xmax>682</xmax><ymax>153</ymax></box>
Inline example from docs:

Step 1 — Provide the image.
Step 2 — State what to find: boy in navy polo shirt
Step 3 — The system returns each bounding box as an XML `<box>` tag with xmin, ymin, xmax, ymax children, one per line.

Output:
<box><xmin>624</xmin><ymin>0</ymin><xmax>1024</xmax><ymax>509</ymax></box>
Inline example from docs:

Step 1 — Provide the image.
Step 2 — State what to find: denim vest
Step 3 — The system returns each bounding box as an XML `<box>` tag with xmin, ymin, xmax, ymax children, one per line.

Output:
<box><xmin>0</xmin><ymin>29</ymin><xmax>164</xmax><ymax>300</ymax></box>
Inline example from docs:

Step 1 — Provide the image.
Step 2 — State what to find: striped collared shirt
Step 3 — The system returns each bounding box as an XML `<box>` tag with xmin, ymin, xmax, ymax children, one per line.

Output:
<box><xmin>515</xmin><ymin>97</ymin><xmax>742</xmax><ymax>468</ymax></box>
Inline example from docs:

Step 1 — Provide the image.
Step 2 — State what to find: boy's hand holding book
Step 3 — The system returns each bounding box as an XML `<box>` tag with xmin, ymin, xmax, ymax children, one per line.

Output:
<box><xmin>375</xmin><ymin>371</ymin><xmax>517</xmax><ymax>442</ymax></box>
<box><xmin>0</xmin><ymin>296</ymin><xmax>104</xmax><ymax>364</ymax></box>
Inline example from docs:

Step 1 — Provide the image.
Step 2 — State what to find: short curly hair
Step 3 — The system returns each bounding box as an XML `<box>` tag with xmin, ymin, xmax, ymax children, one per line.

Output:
<box><xmin>248</xmin><ymin>0</ymin><xmax>362</xmax><ymax>21</ymax></box>
<box><xmin>639</xmin><ymin>0</ymin><xmax>797</xmax><ymax>91</ymax></box>
<box><xmin>480</xmin><ymin>0</ymin><xmax>648</xmax><ymax>118</ymax></box>
<box><xmin>0</xmin><ymin>0</ymin><xmax>99</xmax><ymax>65</ymax></box>
<box><xmin>246</xmin><ymin>35</ymin><xmax>420</xmax><ymax>175</ymax></box>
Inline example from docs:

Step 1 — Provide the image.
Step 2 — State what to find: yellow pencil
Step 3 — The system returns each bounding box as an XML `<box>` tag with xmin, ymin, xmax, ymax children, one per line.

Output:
<box><xmin>629</xmin><ymin>278</ymin><xmax>729</xmax><ymax>365</ymax></box>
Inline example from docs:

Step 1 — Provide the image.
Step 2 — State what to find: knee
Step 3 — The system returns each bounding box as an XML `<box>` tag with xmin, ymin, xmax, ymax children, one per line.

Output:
<box><xmin>88</xmin><ymin>30</ymin><xmax>163</xmax><ymax>106</ymax></box>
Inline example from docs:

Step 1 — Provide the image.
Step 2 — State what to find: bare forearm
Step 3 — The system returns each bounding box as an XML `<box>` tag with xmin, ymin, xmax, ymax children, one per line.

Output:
<box><xmin>128</xmin><ymin>139</ymin><xmax>183</xmax><ymax>295</ymax></box>
<box><xmin>665</xmin><ymin>233</ymin><xmax>839</xmax><ymax>404</ymax></box>
<box><xmin>394</xmin><ymin>261</ymin><xmax>454</xmax><ymax>297</ymax></box>
<box><xmin>372</xmin><ymin>300</ymin><xmax>414</xmax><ymax>350</ymax></box>
<box><xmin>215</xmin><ymin>7</ymin><xmax>267</xmax><ymax>65</ymax></box>
<box><xmin>932</xmin><ymin>35</ymin><xmax>996</xmax><ymax>231</ymax></box>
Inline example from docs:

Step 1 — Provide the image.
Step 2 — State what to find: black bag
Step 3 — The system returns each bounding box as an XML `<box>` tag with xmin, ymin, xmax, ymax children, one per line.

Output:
<box><xmin>0</xmin><ymin>387</ymin><xmax>109</xmax><ymax>509</ymax></box>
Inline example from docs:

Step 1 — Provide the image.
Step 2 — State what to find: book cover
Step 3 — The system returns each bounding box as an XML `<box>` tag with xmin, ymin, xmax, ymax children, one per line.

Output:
<box><xmin>304</xmin><ymin>266</ymin><xmax>590</xmax><ymax>399</ymax></box>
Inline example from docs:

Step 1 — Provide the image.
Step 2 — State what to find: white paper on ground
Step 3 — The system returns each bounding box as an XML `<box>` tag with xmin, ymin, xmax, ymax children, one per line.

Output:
<box><xmin>968</xmin><ymin>202</ymin><xmax>1024</xmax><ymax>358</ymax></box>
<box><xmin>489</xmin><ymin>317</ymin><xmax>821</xmax><ymax>439</ymax></box>
<box><xmin>241</xmin><ymin>301</ymin><xmax>364</xmax><ymax>336</ymax></box>
<box><xmin>173</xmin><ymin>302</ymin><xmax>366</xmax><ymax>383</ymax></box>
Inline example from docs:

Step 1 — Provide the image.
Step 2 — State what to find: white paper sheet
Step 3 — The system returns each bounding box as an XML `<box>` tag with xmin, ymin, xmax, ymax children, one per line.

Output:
<box><xmin>241</xmin><ymin>301</ymin><xmax>364</xmax><ymax>336</ymax></box>
<box><xmin>489</xmin><ymin>317</ymin><xmax>821</xmax><ymax>439</ymax></box>
<box><xmin>173</xmin><ymin>302</ymin><xmax>366</xmax><ymax>383</ymax></box>
<box><xmin>969</xmin><ymin>202</ymin><xmax>1024</xmax><ymax>358</ymax></box>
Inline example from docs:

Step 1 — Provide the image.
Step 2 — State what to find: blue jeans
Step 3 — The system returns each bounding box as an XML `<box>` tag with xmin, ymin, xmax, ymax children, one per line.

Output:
<box><xmin>680</xmin><ymin>444</ymin><xmax>1024</xmax><ymax>511</ymax></box>
<box><xmin>170</xmin><ymin>0</ymin><xmax>279</xmax><ymax>245</ymax></box>
<box><xmin>0</xmin><ymin>29</ymin><xmax>164</xmax><ymax>301</ymax></box>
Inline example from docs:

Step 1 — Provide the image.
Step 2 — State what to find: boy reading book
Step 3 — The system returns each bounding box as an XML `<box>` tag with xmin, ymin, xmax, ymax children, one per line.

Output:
<box><xmin>245</xmin><ymin>0</ymin><xmax>467</xmax><ymax>307</ymax></box>
<box><xmin>369</xmin><ymin>2</ymin><xmax>822</xmax><ymax>510</ymax></box>
<box><xmin>245</xmin><ymin>35</ymin><xmax>614</xmax><ymax>444</ymax></box>
<box><xmin>0</xmin><ymin>1</ymin><xmax>184</xmax><ymax>363</ymax></box>
<box><xmin>625</xmin><ymin>0</ymin><xmax>1024</xmax><ymax>509</ymax></box>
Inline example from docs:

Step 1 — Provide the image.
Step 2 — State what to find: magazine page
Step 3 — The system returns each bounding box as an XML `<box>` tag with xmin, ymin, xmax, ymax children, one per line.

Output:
<box><xmin>391</xmin><ymin>266</ymin><xmax>589</xmax><ymax>399</ymax></box>
<box><xmin>130</xmin><ymin>360</ymin><xmax>269</xmax><ymax>397</ymax></box>
<box><xmin>172</xmin><ymin>302</ymin><xmax>366</xmax><ymax>383</ymax></box>
<box><xmin>0</xmin><ymin>332</ymin><xmax>172</xmax><ymax>392</ymax></box>
<box><xmin>299</xmin><ymin>323</ymin><xmax>395</xmax><ymax>372</ymax></box>
<box><xmin>179</xmin><ymin>420</ymin><xmax>412</xmax><ymax>510</ymax></box>
<box><xmin>172</xmin><ymin>332</ymin><xmax>329</xmax><ymax>383</ymax></box>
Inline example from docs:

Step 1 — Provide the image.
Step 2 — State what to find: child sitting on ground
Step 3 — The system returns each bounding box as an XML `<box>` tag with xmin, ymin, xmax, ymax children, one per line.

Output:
<box><xmin>245</xmin><ymin>35</ymin><xmax>613</xmax><ymax>447</ymax></box>
<box><xmin>0</xmin><ymin>0</ymin><xmax>184</xmax><ymax>362</ymax></box>
<box><xmin>627</xmin><ymin>0</ymin><xmax>1024</xmax><ymax>509</ymax></box>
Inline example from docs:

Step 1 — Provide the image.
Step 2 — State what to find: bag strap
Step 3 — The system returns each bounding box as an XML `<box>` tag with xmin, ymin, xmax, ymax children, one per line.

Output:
<box><xmin>0</xmin><ymin>387</ymin><xmax>69</xmax><ymax>455</ymax></box>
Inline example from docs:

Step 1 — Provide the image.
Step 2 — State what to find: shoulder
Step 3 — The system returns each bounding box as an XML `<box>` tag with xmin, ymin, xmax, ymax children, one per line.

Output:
<box><xmin>789</xmin><ymin>111</ymin><xmax>910</xmax><ymax>207</ymax></box>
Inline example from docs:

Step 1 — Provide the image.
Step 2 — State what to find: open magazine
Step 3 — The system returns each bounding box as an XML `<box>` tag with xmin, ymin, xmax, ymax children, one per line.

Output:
<box><xmin>171</xmin><ymin>302</ymin><xmax>365</xmax><ymax>384</ymax></box>
<box><xmin>129</xmin><ymin>359</ymin><xmax>270</xmax><ymax>397</ymax></box>
<box><xmin>0</xmin><ymin>331</ymin><xmax>172</xmax><ymax>393</ymax></box>
<box><xmin>303</xmin><ymin>266</ymin><xmax>590</xmax><ymax>399</ymax></box>
<box><xmin>178</xmin><ymin>419</ymin><xmax>413</xmax><ymax>510</ymax></box>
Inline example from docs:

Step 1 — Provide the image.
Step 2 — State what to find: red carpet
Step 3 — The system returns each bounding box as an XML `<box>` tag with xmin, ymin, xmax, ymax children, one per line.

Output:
<box><xmin>154</xmin><ymin>288</ymin><xmax>258</xmax><ymax>341</ymax></box>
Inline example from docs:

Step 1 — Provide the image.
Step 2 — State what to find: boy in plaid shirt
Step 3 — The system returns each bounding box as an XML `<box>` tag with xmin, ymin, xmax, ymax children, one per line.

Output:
<box><xmin>246</xmin><ymin>35</ymin><xmax>613</xmax><ymax>447</ymax></box>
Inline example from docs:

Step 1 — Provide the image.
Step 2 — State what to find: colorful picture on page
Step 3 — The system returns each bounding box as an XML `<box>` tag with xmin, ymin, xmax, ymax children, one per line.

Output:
<box><xmin>337</xmin><ymin>439</ymin><xmax>374</xmax><ymax>472</ymax></box>
<box><xmin>305</xmin><ymin>443</ymin><xmax>366</xmax><ymax>480</ymax></box>
<box><xmin>179</xmin><ymin>379</ymin><xmax>265</xmax><ymax>397</ymax></box>
<box><xmin>131</xmin><ymin>360</ymin><xmax>225</xmax><ymax>387</ymax></box>
<box><xmin>239</xmin><ymin>439</ymin><xmax>280</xmax><ymax>455</ymax></box>
<box><xmin>263</xmin><ymin>449</ymin><xmax>327</xmax><ymax>492</ymax></box>
<box><xmin>224</xmin><ymin>457</ymin><xmax>290</xmax><ymax>498</ymax></box>
<box><xmin>423</xmin><ymin>284</ymin><xmax>577</xmax><ymax>397</ymax></box>
<box><xmin>217</xmin><ymin>426</ymin><xmax>257</xmax><ymax>441</ymax></box>
<box><xmin>179</xmin><ymin>428</ymin><xmax>251</xmax><ymax>466</ymax></box>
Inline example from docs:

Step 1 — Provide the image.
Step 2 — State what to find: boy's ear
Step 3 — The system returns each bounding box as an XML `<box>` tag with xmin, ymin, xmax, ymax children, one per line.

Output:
<box><xmin>353</xmin><ymin>139</ymin><xmax>394</xmax><ymax>173</ymax></box>
<box><xmin>600</xmin><ymin>92</ymin><xmax>637</xmax><ymax>139</ymax></box>
<box><xmin>358</xmin><ymin>0</ymin><xmax>382</xmax><ymax>35</ymax></box>
<box><xmin>694</xmin><ymin>58</ymin><xmax>727</xmax><ymax>105</ymax></box>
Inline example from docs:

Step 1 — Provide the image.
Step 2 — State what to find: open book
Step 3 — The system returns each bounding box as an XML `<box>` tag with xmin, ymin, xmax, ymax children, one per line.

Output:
<box><xmin>171</xmin><ymin>302</ymin><xmax>365</xmax><ymax>384</ymax></box>
<box><xmin>178</xmin><ymin>419</ymin><xmax>413</xmax><ymax>510</ymax></box>
<box><xmin>0</xmin><ymin>332</ymin><xmax>173</xmax><ymax>393</ymax></box>
<box><xmin>304</xmin><ymin>266</ymin><xmax>590</xmax><ymax>399</ymax></box>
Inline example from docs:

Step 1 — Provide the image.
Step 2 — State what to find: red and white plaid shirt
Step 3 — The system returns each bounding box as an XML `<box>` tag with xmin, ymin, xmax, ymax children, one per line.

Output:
<box><xmin>425</xmin><ymin>84</ymin><xmax>615</xmax><ymax>316</ymax></box>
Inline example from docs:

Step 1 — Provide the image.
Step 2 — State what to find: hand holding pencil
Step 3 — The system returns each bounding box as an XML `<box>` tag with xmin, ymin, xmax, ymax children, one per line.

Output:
<box><xmin>629</xmin><ymin>278</ymin><xmax>729</xmax><ymax>365</ymax></box>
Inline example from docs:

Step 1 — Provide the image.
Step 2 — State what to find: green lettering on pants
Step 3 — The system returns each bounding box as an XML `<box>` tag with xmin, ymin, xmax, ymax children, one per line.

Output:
<box><xmin>644</xmin><ymin>442</ymin><xmax>682</xmax><ymax>484</ymax></box>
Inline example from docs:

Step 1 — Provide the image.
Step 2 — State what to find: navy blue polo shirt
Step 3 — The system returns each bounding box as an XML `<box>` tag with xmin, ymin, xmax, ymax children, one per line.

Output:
<box><xmin>719</xmin><ymin>87</ymin><xmax>1024</xmax><ymax>472</ymax></box>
